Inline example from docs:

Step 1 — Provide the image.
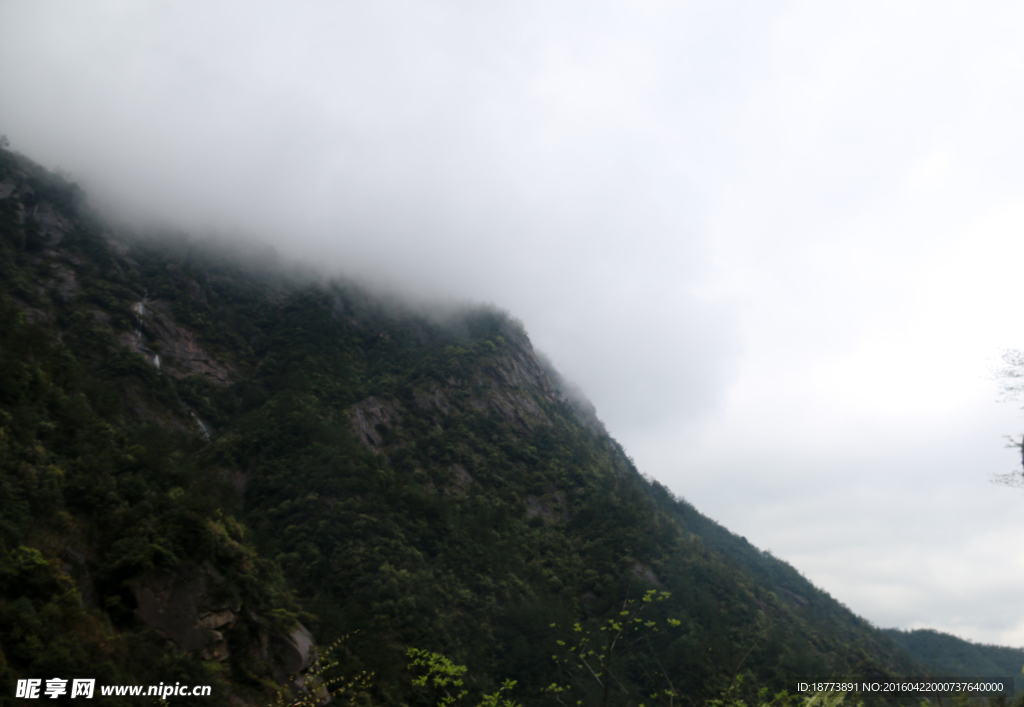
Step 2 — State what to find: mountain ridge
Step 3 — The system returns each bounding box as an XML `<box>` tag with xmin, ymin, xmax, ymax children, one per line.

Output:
<box><xmin>883</xmin><ymin>628</ymin><xmax>1024</xmax><ymax>692</ymax></box>
<box><xmin>0</xmin><ymin>145</ymin><xmax>932</xmax><ymax>706</ymax></box>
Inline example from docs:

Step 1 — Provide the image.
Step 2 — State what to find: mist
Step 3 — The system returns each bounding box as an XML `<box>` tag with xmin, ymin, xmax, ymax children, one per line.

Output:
<box><xmin>5</xmin><ymin>0</ymin><xmax>1024</xmax><ymax>645</ymax></box>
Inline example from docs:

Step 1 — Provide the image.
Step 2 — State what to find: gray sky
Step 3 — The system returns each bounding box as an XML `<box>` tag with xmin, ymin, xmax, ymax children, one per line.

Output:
<box><xmin>5</xmin><ymin>0</ymin><xmax>1024</xmax><ymax>646</ymax></box>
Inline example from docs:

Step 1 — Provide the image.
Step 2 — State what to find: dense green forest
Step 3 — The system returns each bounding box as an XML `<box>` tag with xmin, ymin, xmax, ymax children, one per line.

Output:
<box><xmin>883</xmin><ymin>629</ymin><xmax>1024</xmax><ymax>693</ymax></box>
<box><xmin>0</xmin><ymin>145</ymin><xmax>959</xmax><ymax>706</ymax></box>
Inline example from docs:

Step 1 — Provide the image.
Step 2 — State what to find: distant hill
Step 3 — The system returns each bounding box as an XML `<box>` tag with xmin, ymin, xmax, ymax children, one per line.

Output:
<box><xmin>883</xmin><ymin>629</ymin><xmax>1024</xmax><ymax>693</ymax></box>
<box><xmin>0</xmin><ymin>144</ymin><xmax>924</xmax><ymax>706</ymax></box>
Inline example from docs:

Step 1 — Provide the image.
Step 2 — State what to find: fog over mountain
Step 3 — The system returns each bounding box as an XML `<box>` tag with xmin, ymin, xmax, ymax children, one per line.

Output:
<box><xmin>4</xmin><ymin>1</ymin><xmax>1024</xmax><ymax>645</ymax></box>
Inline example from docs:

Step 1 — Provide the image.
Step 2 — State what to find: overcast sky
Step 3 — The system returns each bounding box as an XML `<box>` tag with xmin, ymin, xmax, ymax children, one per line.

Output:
<box><xmin>5</xmin><ymin>0</ymin><xmax>1024</xmax><ymax>647</ymax></box>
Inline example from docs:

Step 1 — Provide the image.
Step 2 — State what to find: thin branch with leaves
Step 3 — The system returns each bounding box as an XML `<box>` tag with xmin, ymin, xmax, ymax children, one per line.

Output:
<box><xmin>546</xmin><ymin>589</ymin><xmax>682</xmax><ymax>707</ymax></box>
<box><xmin>269</xmin><ymin>636</ymin><xmax>373</xmax><ymax>707</ymax></box>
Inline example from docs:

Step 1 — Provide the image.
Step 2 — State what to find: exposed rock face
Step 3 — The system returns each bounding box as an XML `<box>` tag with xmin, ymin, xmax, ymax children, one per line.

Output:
<box><xmin>349</xmin><ymin>396</ymin><xmax>404</xmax><ymax>449</ymax></box>
<box><xmin>129</xmin><ymin>564</ymin><xmax>235</xmax><ymax>654</ymax></box>
<box><xmin>31</xmin><ymin>202</ymin><xmax>75</xmax><ymax>246</ymax></box>
<box><xmin>0</xmin><ymin>172</ymin><xmax>76</xmax><ymax>247</ymax></box>
<box><xmin>465</xmin><ymin>346</ymin><xmax>563</xmax><ymax>429</ymax></box>
<box><xmin>348</xmin><ymin>335</ymin><xmax>600</xmax><ymax>460</ymax></box>
<box><xmin>198</xmin><ymin>608</ymin><xmax>236</xmax><ymax>631</ymax></box>
<box><xmin>537</xmin><ymin>352</ymin><xmax>608</xmax><ymax>436</ymax></box>
<box><xmin>444</xmin><ymin>464</ymin><xmax>474</xmax><ymax>496</ymax></box>
<box><xmin>413</xmin><ymin>380</ymin><xmax>451</xmax><ymax>416</ymax></box>
<box><xmin>482</xmin><ymin>346</ymin><xmax>558</xmax><ymax>398</ymax></box>
<box><xmin>120</xmin><ymin>299</ymin><xmax>233</xmax><ymax>385</ymax></box>
<box><xmin>45</xmin><ymin>261</ymin><xmax>80</xmax><ymax>302</ymax></box>
<box><xmin>2</xmin><ymin>168</ymin><xmax>228</xmax><ymax>387</ymax></box>
<box><xmin>129</xmin><ymin>563</ymin><xmax>318</xmax><ymax>675</ymax></box>
<box><xmin>105</xmin><ymin>237</ymin><xmax>131</xmax><ymax>258</ymax></box>
<box><xmin>631</xmin><ymin>562</ymin><xmax>664</xmax><ymax>588</ymax></box>
<box><xmin>779</xmin><ymin>587</ymin><xmax>809</xmax><ymax>607</ymax></box>
<box><xmin>0</xmin><ymin>176</ymin><xmax>26</xmax><ymax>210</ymax></box>
<box><xmin>273</xmin><ymin>624</ymin><xmax>317</xmax><ymax>676</ymax></box>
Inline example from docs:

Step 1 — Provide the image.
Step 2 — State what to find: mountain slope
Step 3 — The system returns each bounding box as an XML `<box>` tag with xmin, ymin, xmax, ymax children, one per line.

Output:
<box><xmin>0</xmin><ymin>146</ymin><xmax>921</xmax><ymax>706</ymax></box>
<box><xmin>883</xmin><ymin>629</ymin><xmax>1024</xmax><ymax>692</ymax></box>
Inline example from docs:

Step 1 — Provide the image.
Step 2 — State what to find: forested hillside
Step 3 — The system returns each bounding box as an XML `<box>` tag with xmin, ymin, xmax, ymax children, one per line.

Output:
<box><xmin>0</xmin><ymin>146</ymin><xmax>923</xmax><ymax>706</ymax></box>
<box><xmin>883</xmin><ymin>629</ymin><xmax>1024</xmax><ymax>693</ymax></box>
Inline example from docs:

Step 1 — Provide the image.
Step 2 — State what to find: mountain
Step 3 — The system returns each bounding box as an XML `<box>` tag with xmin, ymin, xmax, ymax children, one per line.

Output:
<box><xmin>883</xmin><ymin>629</ymin><xmax>1024</xmax><ymax>693</ymax></box>
<box><xmin>0</xmin><ymin>145</ymin><xmax>923</xmax><ymax>706</ymax></box>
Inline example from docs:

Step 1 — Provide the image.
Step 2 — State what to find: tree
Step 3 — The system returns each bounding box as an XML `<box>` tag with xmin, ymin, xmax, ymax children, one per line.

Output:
<box><xmin>992</xmin><ymin>349</ymin><xmax>1024</xmax><ymax>487</ymax></box>
<box><xmin>406</xmin><ymin>648</ymin><xmax>519</xmax><ymax>707</ymax></box>
<box><xmin>269</xmin><ymin>638</ymin><xmax>373</xmax><ymax>707</ymax></box>
<box><xmin>545</xmin><ymin>589</ymin><xmax>681</xmax><ymax>707</ymax></box>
